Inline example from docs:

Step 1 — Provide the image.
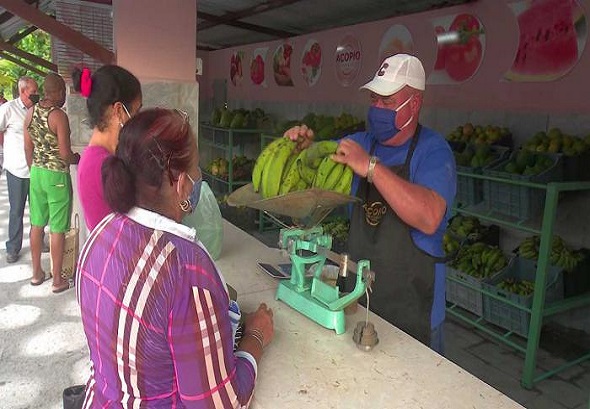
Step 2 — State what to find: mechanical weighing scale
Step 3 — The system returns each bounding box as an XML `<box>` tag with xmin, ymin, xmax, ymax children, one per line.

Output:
<box><xmin>227</xmin><ymin>183</ymin><xmax>379</xmax><ymax>350</ymax></box>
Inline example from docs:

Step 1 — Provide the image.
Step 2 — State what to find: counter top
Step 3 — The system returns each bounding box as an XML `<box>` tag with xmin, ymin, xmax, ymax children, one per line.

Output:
<box><xmin>217</xmin><ymin>221</ymin><xmax>525</xmax><ymax>409</ymax></box>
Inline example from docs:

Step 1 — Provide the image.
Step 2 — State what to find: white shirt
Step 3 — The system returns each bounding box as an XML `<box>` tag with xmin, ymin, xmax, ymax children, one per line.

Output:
<box><xmin>0</xmin><ymin>98</ymin><xmax>30</xmax><ymax>178</ymax></box>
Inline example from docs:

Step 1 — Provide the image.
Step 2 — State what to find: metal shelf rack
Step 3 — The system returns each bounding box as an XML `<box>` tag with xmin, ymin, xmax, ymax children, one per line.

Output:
<box><xmin>447</xmin><ymin>171</ymin><xmax>590</xmax><ymax>389</ymax></box>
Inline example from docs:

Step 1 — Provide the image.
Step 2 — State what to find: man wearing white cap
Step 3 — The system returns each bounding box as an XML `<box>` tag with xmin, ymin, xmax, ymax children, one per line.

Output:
<box><xmin>285</xmin><ymin>54</ymin><xmax>456</xmax><ymax>353</ymax></box>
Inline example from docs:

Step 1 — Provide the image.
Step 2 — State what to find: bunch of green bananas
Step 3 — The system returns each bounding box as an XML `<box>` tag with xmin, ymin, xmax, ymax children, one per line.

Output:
<box><xmin>443</xmin><ymin>232</ymin><xmax>461</xmax><ymax>256</ymax></box>
<box><xmin>448</xmin><ymin>215</ymin><xmax>482</xmax><ymax>240</ymax></box>
<box><xmin>449</xmin><ymin>242</ymin><xmax>507</xmax><ymax>279</ymax></box>
<box><xmin>252</xmin><ymin>139</ymin><xmax>353</xmax><ymax>199</ymax></box>
<box><xmin>518</xmin><ymin>235</ymin><xmax>585</xmax><ymax>271</ymax></box>
<box><xmin>498</xmin><ymin>278</ymin><xmax>535</xmax><ymax>297</ymax></box>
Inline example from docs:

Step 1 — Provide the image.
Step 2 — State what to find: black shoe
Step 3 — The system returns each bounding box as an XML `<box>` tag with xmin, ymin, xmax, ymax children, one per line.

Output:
<box><xmin>6</xmin><ymin>252</ymin><xmax>19</xmax><ymax>263</ymax></box>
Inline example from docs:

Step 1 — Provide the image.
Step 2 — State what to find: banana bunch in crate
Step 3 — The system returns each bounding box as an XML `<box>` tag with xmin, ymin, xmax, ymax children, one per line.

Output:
<box><xmin>498</xmin><ymin>278</ymin><xmax>535</xmax><ymax>297</ymax></box>
<box><xmin>449</xmin><ymin>242</ymin><xmax>508</xmax><ymax>279</ymax></box>
<box><xmin>252</xmin><ymin>139</ymin><xmax>353</xmax><ymax>199</ymax></box>
<box><xmin>518</xmin><ymin>235</ymin><xmax>585</xmax><ymax>271</ymax></box>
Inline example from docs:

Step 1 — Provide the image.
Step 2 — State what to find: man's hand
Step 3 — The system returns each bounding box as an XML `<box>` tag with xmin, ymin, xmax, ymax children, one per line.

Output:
<box><xmin>331</xmin><ymin>138</ymin><xmax>371</xmax><ymax>177</ymax></box>
<box><xmin>283</xmin><ymin>124</ymin><xmax>314</xmax><ymax>150</ymax></box>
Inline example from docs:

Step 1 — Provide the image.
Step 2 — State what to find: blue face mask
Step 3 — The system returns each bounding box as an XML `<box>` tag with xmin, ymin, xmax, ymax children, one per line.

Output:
<box><xmin>186</xmin><ymin>173</ymin><xmax>202</xmax><ymax>213</ymax></box>
<box><xmin>368</xmin><ymin>96</ymin><xmax>413</xmax><ymax>143</ymax></box>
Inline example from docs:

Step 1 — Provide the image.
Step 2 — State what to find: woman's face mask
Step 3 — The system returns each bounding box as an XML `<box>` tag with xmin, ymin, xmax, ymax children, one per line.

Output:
<box><xmin>368</xmin><ymin>95</ymin><xmax>413</xmax><ymax>143</ymax></box>
<box><xmin>185</xmin><ymin>172</ymin><xmax>202</xmax><ymax>213</ymax></box>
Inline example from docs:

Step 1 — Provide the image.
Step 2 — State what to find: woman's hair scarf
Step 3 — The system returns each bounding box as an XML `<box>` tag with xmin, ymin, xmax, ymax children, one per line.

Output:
<box><xmin>80</xmin><ymin>68</ymin><xmax>92</xmax><ymax>98</ymax></box>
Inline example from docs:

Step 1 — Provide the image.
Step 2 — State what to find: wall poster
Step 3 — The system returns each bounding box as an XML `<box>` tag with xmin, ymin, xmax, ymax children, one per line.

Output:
<box><xmin>334</xmin><ymin>33</ymin><xmax>362</xmax><ymax>87</ymax></box>
<box><xmin>250</xmin><ymin>47</ymin><xmax>268</xmax><ymax>87</ymax></box>
<box><xmin>300</xmin><ymin>39</ymin><xmax>322</xmax><ymax>87</ymax></box>
<box><xmin>504</xmin><ymin>0</ymin><xmax>587</xmax><ymax>82</ymax></box>
<box><xmin>378</xmin><ymin>24</ymin><xmax>414</xmax><ymax>64</ymax></box>
<box><xmin>230</xmin><ymin>51</ymin><xmax>245</xmax><ymax>87</ymax></box>
<box><xmin>428</xmin><ymin>13</ymin><xmax>486</xmax><ymax>84</ymax></box>
<box><xmin>273</xmin><ymin>42</ymin><xmax>294</xmax><ymax>86</ymax></box>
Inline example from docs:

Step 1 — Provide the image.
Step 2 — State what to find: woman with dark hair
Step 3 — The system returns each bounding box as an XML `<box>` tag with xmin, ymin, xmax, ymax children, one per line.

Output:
<box><xmin>77</xmin><ymin>108</ymin><xmax>274</xmax><ymax>408</ymax></box>
<box><xmin>72</xmin><ymin>65</ymin><xmax>142</xmax><ymax>230</ymax></box>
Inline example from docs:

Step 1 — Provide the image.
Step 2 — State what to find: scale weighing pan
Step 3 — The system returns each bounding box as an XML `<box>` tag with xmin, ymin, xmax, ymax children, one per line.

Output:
<box><xmin>227</xmin><ymin>183</ymin><xmax>361</xmax><ymax>228</ymax></box>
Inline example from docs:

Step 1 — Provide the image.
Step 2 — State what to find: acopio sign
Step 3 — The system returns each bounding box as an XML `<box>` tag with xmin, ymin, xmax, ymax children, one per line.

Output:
<box><xmin>335</xmin><ymin>34</ymin><xmax>362</xmax><ymax>87</ymax></box>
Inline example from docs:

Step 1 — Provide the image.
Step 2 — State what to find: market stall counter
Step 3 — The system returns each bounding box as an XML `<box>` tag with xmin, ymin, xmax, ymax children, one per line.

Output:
<box><xmin>217</xmin><ymin>220</ymin><xmax>525</xmax><ymax>409</ymax></box>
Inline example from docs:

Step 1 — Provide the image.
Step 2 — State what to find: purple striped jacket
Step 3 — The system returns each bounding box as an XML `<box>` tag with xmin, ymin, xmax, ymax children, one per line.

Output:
<box><xmin>76</xmin><ymin>208</ymin><xmax>256</xmax><ymax>408</ymax></box>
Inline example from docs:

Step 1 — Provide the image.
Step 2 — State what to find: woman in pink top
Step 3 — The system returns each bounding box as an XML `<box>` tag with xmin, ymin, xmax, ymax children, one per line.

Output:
<box><xmin>72</xmin><ymin>65</ymin><xmax>142</xmax><ymax>230</ymax></box>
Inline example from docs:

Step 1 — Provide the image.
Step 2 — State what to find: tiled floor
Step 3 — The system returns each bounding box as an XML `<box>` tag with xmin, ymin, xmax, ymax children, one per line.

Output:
<box><xmin>0</xmin><ymin>171</ymin><xmax>588</xmax><ymax>408</ymax></box>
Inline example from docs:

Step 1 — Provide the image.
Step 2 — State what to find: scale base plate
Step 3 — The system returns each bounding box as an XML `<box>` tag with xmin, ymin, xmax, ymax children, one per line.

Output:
<box><xmin>276</xmin><ymin>280</ymin><xmax>346</xmax><ymax>335</ymax></box>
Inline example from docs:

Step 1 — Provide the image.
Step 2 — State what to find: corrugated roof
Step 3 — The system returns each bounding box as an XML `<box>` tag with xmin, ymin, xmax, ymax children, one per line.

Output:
<box><xmin>1</xmin><ymin>0</ymin><xmax>474</xmax><ymax>51</ymax></box>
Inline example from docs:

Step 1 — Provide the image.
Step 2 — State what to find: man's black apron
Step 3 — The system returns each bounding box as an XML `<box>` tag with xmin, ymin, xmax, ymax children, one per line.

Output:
<box><xmin>344</xmin><ymin>126</ymin><xmax>438</xmax><ymax>347</ymax></box>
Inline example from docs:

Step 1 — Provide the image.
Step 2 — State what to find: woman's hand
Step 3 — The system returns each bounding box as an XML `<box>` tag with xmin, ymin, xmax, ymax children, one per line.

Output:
<box><xmin>284</xmin><ymin>124</ymin><xmax>314</xmax><ymax>150</ymax></box>
<box><xmin>244</xmin><ymin>303</ymin><xmax>274</xmax><ymax>348</ymax></box>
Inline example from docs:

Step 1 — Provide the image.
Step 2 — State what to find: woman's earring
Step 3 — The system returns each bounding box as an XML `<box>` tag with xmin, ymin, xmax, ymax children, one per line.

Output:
<box><xmin>179</xmin><ymin>199</ymin><xmax>191</xmax><ymax>213</ymax></box>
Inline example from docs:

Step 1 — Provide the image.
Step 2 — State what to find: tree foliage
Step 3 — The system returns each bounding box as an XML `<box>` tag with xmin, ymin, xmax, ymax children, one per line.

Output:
<box><xmin>0</xmin><ymin>30</ymin><xmax>51</xmax><ymax>98</ymax></box>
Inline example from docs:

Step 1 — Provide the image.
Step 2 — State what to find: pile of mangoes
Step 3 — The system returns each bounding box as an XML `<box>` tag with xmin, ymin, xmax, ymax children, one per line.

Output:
<box><xmin>210</xmin><ymin>107</ymin><xmax>273</xmax><ymax>130</ymax></box>
<box><xmin>446</xmin><ymin>122</ymin><xmax>512</xmax><ymax>145</ymax></box>
<box><xmin>522</xmin><ymin>128</ymin><xmax>590</xmax><ymax>156</ymax></box>
<box><xmin>501</xmin><ymin>150</ymin><xmax>554</xmax><ymax>176</ymax></box>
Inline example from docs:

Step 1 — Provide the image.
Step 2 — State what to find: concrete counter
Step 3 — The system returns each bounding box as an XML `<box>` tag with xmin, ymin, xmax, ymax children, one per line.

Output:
<box><xmin>218</xmin><ymin>221</ymin><xmax>525</xmax><ymax>409</ymax></box>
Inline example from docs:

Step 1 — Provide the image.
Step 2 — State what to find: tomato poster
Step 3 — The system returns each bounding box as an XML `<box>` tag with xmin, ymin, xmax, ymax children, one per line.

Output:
<box><xmin>504</xmin><ymin>0</ymin><xmax>586</xmax><ymax>82</ymax></box>
<box><xmin>250</xmin><ymin>47</ymin><xmax>268</xmax><ymax>87</ymax></box>
<box><xmin>378</xmin><ymin>24</ymin><xmax>414</xmax><ymax>64</ymax></box>
<box><xmin>273</xmin><ymin>42</ymin><xmax>294</xmax><ymax>86</ymax></box>
<box><xmin>334</xmin><ymin>33</ymin><xmax>362</xmax><ymax>87</ymax></box>
<box><xmin>428</xmin><ymin>13</ymin><xmax>486</xmax><ymax>85</ymax></box>
<box><xmin>230</xmin><ymin>51</ymin><xmax>245</xmax><ymax>87</ymax></box>
<box><xmin>300</xmin><ymin>39</ymin><xmax>322</xmax><ymax>87</ymax></box>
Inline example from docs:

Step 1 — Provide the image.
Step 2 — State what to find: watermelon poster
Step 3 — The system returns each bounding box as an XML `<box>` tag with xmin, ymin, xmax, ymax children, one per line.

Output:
<box><xmin>250</xmin><ymin>47</ymin><xmax>268</xmax><ymax>87</ymax></box>
<box><xmin>378</xmin><ymin>25</ymin><xmax>414</xmax><ymax>64</ymax></box>
<box><xmin>273</xmin><ymin>42</ymin><xmax>294</xmax><ymax>87</ymax></box>
<box><xmin>504</xmin><ymin>0</ymin><xmax>587</xmax><ymax>82</ymax></box>
<box><xmin>300</xmin><ymin>39</ymin><xmax>322</xmax><ymax>87</ymax></box>
<box><xmin>427</xmin><ymin>13</ymin><xmax>486</xmax><ymax>85</ymax></box>
<box><xmin>230</xmin><ymin>51</ymin><xmax>245</xmax><ymax>87</ymax></box>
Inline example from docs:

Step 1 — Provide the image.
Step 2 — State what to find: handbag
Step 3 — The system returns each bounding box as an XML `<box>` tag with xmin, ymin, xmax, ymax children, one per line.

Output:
<box><xmin>52</xmin><ymin>214</ymin><xmax>80</xmax><ymax>282</ymax></box>
<box><xmin>62</xmin><ymin>384</ymin><xmax>85</xmax><ymax>409</ymax></box>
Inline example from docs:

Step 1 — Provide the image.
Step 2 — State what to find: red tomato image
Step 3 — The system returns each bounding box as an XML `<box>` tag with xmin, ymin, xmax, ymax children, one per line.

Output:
<box><xmin>443</xmin><ymin>14</ymin><xmax>483</xmax><ymax>82</ymax></box>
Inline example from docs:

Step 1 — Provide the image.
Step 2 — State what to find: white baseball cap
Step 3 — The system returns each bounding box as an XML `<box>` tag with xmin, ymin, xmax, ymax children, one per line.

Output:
<box><xmin>360</xmin><ymin>54</ymin><xmax>425</xmax><ymax>96</ymax></box>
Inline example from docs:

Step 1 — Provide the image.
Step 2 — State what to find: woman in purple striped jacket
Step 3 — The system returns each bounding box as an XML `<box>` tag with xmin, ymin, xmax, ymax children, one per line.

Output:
<box><xmin>76</xmin><ymin>108</ymin><xmax>274</xmax><ymax>408</ymax></box>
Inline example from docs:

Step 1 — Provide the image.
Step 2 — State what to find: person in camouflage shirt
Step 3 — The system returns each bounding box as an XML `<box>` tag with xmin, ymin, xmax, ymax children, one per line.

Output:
<box><xmin>24</xmin><ymin>73</ymin><xmax>80</xmax><ymax>292</ymax></box>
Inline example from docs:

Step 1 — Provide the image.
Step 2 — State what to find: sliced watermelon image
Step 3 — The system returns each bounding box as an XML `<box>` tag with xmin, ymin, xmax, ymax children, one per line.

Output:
<box><xmin>506</xmin><ymin>0</ymin><xmax>586</xmax><ymax>82</ymax></box>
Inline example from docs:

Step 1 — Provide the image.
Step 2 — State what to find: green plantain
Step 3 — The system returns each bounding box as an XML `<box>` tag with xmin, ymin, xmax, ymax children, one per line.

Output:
<box><xmin>313</xmin><ymin>156</ymin><xmax>339</xmax><ymax>189</ymax></box>
<box><xmin>252</xmin><ymin>137</ymin><xmax>290</xmax><ymax>192</ymax></box>
<box><xmin>332</xmin><ymin>166</ymin><xmax>353</xmax><ymax>194</ymax></box>
<box><xmin>260</xmin><ymin>139</ymin><xmax>297</xmax><ymax>198</ymax></box>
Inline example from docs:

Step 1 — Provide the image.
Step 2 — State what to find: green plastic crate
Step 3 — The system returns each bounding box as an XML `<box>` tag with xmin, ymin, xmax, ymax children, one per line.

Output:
<box><xmin>482</xmin><ymin>257</ymin><xmax>563</xmax><ymax>337</ymax></box>
<box><xmin>482</xmin><ymin>152</ymin><xmax>562</xmax><ymax>220</ymax></box>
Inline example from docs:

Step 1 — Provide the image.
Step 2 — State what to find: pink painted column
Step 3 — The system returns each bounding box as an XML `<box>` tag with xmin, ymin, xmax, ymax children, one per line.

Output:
<box><xmin>112</xmin><ymin>0</ymin><xmax>196</xmax><ymax>82</ymax></box>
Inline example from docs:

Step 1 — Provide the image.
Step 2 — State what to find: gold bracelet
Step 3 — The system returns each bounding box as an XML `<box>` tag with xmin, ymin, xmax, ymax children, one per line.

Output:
<box><xmin>367</xmin><ymin>156</ymin><xmax>379</xmax><ymax>184</ymax></box>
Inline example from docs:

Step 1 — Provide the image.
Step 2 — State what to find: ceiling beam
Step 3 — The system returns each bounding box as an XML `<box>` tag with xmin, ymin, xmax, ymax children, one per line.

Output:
<box><xmin>0</xmin><ymin>51</ymin><xmax>48</xmax><ymax>76</ymax></box>
<box><xmin>0</xmin><ymin>39</ymin><xmax>56</xmax><ymax>71</ymax></box>
<box><xmin>198</xmin><ymin>11</ymin><xmax>295</xmax><ymax>38</ymax></box>
<box><xmin>8</xmin><ymin>25</ymin><xmax>38</xmax><ymax>44</ymax></box>
<box><xmin>0</xmin><ymin>0</ymin><xmax>114</xmax><ymax>64</ymax></box>
<box><xmin>197</xmin><ymin>0</ymin><xmax>303</xmax><ymax>31</ymax></box>
<box><xmin>0</xmin><ymin>0</ymin><xmax>37</xmax><ymax>25</ymax></box>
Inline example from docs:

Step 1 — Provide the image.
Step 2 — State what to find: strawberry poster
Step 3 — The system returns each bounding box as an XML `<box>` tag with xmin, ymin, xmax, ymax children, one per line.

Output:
<box><xmin>250</xmin><ymin>47</ymin><xmax>268</xmax><ymax>87</ymax></box>
<box><xmin>230</xmin><ymin>51</ymin><xmax>245</xmax><ymax>87</ymax></box>
<box><xmin>335</xmin><ymin>33</ymin><xmax>362</xmax><ymax>87</ymax></box>
<box><xmin>428</xmin><ymin>14</ymin><xmax>486</xmax><ymax>84</ymax></box>
<box><xmin>273</xmin><ymin>42</ymin><xmax>294</xmax><ymax>86</ymax></box>
<box><xmin>300</xmin><ymin>39</ymin><xmax>322</xmax><ymax>87</ymax></box>
<box><xmin>378</xmin><ymin>25</ymin><xmax>414</xmax><ymax>64</ymax></box>
<box><xmin>504</xmin><ymin>0</ymin><xmax>587</xmax><ymax>82</ymax></box>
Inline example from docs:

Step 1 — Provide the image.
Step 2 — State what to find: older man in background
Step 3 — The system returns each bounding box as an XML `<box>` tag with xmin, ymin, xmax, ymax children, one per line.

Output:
<box><xmin>0</xmin><ymin>76</ymin><xmax>39</xmax><ymax>263</ymax></box>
